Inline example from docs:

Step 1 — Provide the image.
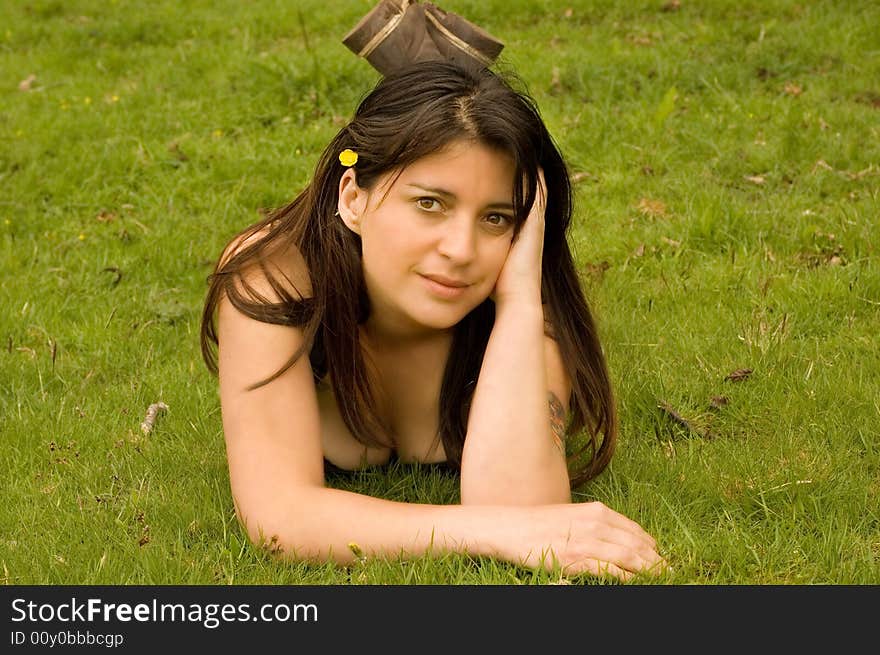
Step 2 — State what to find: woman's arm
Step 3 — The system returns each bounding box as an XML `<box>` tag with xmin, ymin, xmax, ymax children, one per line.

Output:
<box><xmin>460</xmin><ymin>303</ymin><xmax>572</xmax><ymax>505</ymax></box>
<box><xmin>460</xmin><ymin>170</ymin><xmax>572</xmax><ymax>505</ymax></box>
<box><xmin>239</xmin><ymin>484</ymin><xmax>663</xmax><ymax>580</ymax></box>
<box><xmin>239</xmin><ymin>484</ymin><xmax>516</xmax><ymax>565</ymax></box>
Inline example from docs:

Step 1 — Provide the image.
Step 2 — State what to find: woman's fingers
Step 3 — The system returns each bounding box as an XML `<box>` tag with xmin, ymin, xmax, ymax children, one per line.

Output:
<box><xmin>564</xmin><ymin>536</ymin><xmax>666</xmax><ymax>581</ymax></box>
<box><xmin>580</xmin><ymin>525</ymin><xmax>663</xmax><ymax>575</ymax></box>
<box><xmin>593</xmin><ymin>525</ymin><xmax>666</xmax><ymax>574</ymax></box>
<box><xmin>588</xmin><ymin>501</ymin><xmax>658</xmax><ymax>550</ymax></box>
<box><xmin>565</xmin><ymin>558</ymin><xmax>634</xmax><ymax>582</ymax></box>
<box><xmin>531</xmin><ymin>169</ymin><xmax>546</xmax><ymax>216</ymax></box>
<box><xmin>523</xmin><ymin>169</ymin><xmax>547</xmax><ymax>236</ymax></box>
<box><xmin>552</xmin><ymin>502</ymin><xmax>669</xmax><ymax>580</ymax></box>
<box><xmin>492</xmin><ymin>170</ymin><xmax>546</xmax><ymax>306</ymax></box>
<box><xmin>592</xmin><ymin>508</ymin><xmax>670</xmax><ymax>577</ymax></box>
<box><xmin>517</xmin><ymin>502</ymin><xmax>668</xmax><ymax>582</ymax></box>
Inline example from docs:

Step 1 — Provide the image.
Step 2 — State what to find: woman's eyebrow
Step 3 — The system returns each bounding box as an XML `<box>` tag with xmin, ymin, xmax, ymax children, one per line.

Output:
<box><xmin>405</xmin><ymin>183</ymin><xmax>514</xmax><ymax>210</ymax></box>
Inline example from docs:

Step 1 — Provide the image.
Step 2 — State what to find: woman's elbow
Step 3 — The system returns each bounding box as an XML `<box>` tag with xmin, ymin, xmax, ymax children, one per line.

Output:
<box><xmin>231</xmin><ymin>486</ymin><xmax>322</xmax><ymax>559</ymax></box>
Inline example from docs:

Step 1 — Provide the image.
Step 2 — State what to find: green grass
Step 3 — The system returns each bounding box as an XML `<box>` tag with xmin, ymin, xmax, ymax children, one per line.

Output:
<box><xmin>1</xmin><ymin>0</ymin><xmax>878</xmax><ymax>584</ymax></box>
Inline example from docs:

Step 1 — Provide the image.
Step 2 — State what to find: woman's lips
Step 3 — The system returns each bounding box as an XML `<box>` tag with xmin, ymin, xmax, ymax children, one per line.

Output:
<box><xmin>419</xmin><ymin>274</ymin><xmax>470</xmax><ymax>299</ymax></box>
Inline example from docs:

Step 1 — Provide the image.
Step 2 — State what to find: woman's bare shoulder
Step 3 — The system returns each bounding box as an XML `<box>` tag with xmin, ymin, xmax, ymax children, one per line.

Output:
<box><xmin>219</xmin><ymin>224</ymin><xmax>313</xmax><ymax>302</ymax></box>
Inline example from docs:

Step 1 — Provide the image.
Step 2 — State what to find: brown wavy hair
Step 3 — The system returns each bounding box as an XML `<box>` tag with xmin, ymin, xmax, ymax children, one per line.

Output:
<box><xmin>200</xmin><ymin>60</ymin><xmax>617</xmax><ymax>488</ymax></box>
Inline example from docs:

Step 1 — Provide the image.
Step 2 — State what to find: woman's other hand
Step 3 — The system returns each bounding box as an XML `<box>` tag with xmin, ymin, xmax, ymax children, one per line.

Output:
<box><xmin>497</xmin><ymin>501</ymin><xmax>669</xmax><ymax>581</ymax></box>
<box><xmin>491</xmin><ymin>169</ymin><xmax>546</xmax><ymax>309</ymax></box>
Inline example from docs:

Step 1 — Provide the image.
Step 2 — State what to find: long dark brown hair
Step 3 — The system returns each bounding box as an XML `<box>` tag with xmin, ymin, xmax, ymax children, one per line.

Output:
<box><xmin>200</xmin><ymin>60</ymin><xmax>617</xmax><ymax>488</ymax></box>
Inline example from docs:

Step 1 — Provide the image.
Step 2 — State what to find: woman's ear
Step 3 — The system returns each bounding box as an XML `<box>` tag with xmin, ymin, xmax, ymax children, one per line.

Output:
<box><xmin>337</xmin><ymin>168</ymin><xmax>368</xmax><ymax>235</ymax></box>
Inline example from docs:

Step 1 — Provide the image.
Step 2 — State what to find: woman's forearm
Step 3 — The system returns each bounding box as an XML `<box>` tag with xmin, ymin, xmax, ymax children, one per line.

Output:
<box><xmin>239</xmin><ymin>486</ymin><xmax>523</xmax><ymax>566</ymax></box>
<box><xmin>238</xmin><ymin>486</ymin><xmax>666</xmax><ymax>581</ymax></box>
<box><xmin>460</xmin><ymin>302</ymin><xmax>571</xmax><ymax>505</ymax></box>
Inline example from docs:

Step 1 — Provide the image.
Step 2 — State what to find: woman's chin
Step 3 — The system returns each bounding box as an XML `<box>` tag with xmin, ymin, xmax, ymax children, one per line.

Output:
<box><xmin>404</xmin><ymin>301</ymin><xmax>465</xmax><ymax>330</ymax></box>
<box><xmin>415</xmin><ymin>312</ymin><xmax>466</xmax><ymax>332</ymax></box>
<box><xmin>412</xmin><ymin>300</ymin><xmax>488</xmax><ymax>331</ymax></box>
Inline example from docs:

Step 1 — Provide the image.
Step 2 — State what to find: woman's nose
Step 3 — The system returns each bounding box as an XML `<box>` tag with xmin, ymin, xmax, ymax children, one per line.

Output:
<box><xmin>436</xmin><ymin>215</ymin><xmax>477</xmax><ymax>263</ymax></box>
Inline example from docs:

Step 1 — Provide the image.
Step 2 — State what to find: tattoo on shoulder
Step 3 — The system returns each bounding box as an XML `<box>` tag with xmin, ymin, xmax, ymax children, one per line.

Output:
<box><xmin>548</xmin><ymin>392</ymin><xmax>567</xmax><ymax>455</ymax></box>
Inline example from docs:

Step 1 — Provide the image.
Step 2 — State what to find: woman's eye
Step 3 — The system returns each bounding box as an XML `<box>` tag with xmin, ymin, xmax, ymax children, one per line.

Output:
<box><xmin>417</xmin><ymin>198</ymin><xmax>440</xmax><ymax>211</ymax></box>
<box><xmin>485</xmin><ymin>214</ymin><xmax>512</xmax><ymax>228</ymax></box>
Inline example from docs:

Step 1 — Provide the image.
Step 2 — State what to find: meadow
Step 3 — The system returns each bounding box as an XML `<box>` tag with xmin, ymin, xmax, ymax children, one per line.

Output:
<box><xmin>1</xmin><ymin>0</ymin><xmax>878</xmax><ymax>584</ymax></box>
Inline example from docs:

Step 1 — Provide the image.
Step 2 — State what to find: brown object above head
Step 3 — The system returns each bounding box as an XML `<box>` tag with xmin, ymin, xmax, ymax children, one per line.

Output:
<box><xmin>342</xmin><ymin>0</ymin><xmax>505</xmax><ymax>76</ymax></box>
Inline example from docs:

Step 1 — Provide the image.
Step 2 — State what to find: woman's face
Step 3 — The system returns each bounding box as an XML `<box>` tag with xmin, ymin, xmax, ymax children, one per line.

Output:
<box><xmin>339</xmin><ymin>139</ymin><xmax>517</xmax><ymax>339</ymax></box>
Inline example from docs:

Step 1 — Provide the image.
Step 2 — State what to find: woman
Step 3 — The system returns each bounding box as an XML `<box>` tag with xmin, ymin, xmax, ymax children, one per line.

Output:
<box><xmin>200</xmin><ymin>60</ymin><xmax>665</xmax><ymax>580</ymax></box>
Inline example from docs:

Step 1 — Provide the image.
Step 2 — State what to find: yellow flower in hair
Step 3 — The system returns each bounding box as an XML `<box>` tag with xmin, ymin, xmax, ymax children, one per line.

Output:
<box><xmin>339</xmin><ymin>149</ymin><xmax>358</xmax><ymax>167</ymax></box>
